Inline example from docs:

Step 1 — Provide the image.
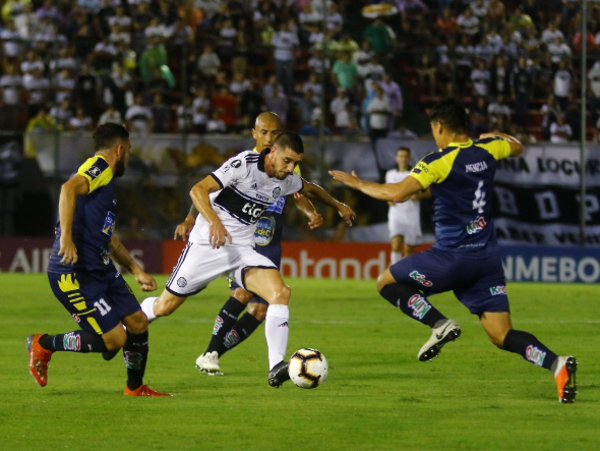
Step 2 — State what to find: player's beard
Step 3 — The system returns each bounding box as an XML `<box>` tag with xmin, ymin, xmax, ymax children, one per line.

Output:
<box><xmin>114</xmin><ymin>155</ymin><xmax>126</xmax><ymax>177</ymax></box>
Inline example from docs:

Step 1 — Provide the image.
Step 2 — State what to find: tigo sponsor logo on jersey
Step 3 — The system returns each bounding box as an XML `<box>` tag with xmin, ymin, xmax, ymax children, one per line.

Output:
<box><xmin>410</xmin><ymin>270</ymin><xmax>433</xmax><ymax>286</ymax></box>
<box><xmin>102</xmin><ymin>211</ymin><xmax>116</xmax><ymax>236</ymax></box>
<box><xmin>242</xmin><ymin>202</ymin><xmax>266</xmax><ymax>222</ymax></box>
<box><xmin>489</xmin><ymin>285</ymin><xmax>507</xmax><ymax>295</ymax></box>
<box><xmin>467</xmin><ymin>216</ymin><xmax>487</xmax><ymax>235</ymax></box>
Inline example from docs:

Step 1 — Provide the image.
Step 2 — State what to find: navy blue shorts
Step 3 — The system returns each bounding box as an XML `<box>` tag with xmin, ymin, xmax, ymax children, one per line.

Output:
<box><xmin>389</xmin><ymin>244</ymin><xmax>509</xmax><ymax>315</ymax></box>
<box><xmin>48</xmin><ymin>269</ymin><xmax>141</xmax><ymax>335</ymax></box>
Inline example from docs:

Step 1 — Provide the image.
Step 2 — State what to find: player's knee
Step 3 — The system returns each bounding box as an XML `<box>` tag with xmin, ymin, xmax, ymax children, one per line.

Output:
<box><xmin>232</xmin><ymin>287</ymin><xmax>253</xmax><ymax>304</ymax></box>
<box><xmin>376</xmin><ymin>273</ymin><xmax>394</xmax><ymax>292</ymax></box>
<box><xmin>123</xmin><ymin>310</ymin><xmax>148</xmax><ymax>334</ymax></box>
<box><xmin>269</xmin><ymin>284</ymin><xmax>291</xmax><ymax>305</ymax></box>
<box><xmin>488</xmin><ymin>331</ymin><xmax>508</xmax><ymax>349</ymax></box>
<box><xmin>103</xmin><ymin>326</ymin><xmax>127</xmax><ymax>351</ymax></box>
<box><xmin>248</xmin><ymin>302</ymin><xmax>267</xmax><ymax>321</ymax></box>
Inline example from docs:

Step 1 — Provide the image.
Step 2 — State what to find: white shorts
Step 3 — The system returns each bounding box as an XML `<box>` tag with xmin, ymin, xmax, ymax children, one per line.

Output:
<box><xmin>166</xmin><ymin>242</ymin><xmax>277</xmax><ymax>296</ymax></box>
<box><xmin>388</xmin><ymin>221</ymin><xmax>422</xmax><ymax>246</ymax></box>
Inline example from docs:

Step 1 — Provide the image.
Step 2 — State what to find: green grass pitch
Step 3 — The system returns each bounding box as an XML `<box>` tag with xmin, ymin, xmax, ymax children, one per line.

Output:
<box><xmin>1</xmin><ymin>274</ymin><xmax>599</xmax><ymax>450</ymax></box>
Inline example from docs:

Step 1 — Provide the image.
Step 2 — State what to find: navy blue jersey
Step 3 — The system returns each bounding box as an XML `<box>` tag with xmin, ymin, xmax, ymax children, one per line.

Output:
<box><xmin>409</xmin><ymin>138</ymin><xmax>511</xmax><ymax>251</ymax></box>
<box><xmin>48</xmin><ymin>156</ymin><xmax>117</xmax><ymax>273</ymax></box>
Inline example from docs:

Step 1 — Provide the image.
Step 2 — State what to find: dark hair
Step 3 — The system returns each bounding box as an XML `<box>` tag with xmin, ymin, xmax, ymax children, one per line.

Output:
<box><xmin>397</xmin><ymin>146</ymin><xmax>411</xmax><ymax>153</ymax></box>
<box><xmin>273</xmin><ymin>131</ymin><xmax>304</xmax><ymax>154</ymax></box>
<box><xmin>429</xmin><ymin>98</ymin><xmax>467</xmax><ymax>134</ymax></box>
<box><xmin>92</xmin><ymin>123</ymin><xmax>129</xmax><ymax>151</ymax></box>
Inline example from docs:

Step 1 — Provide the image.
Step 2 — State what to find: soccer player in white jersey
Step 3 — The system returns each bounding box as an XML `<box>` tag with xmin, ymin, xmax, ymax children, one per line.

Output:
<box><xmin>385</xmin><ymin>147</ymin><xmax>429</xmax><ymax>264</ymax></box>
<box><xmin>141</xmin><ymin>132</ymin><xmax>351</xmax><ymax>387</ymax></box>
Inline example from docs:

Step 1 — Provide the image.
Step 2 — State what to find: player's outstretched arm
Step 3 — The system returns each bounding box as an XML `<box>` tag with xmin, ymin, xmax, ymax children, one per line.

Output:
<box><xmin>109</xmin><ymin>235</ymin><xmax>157</xmax><ymax>292</ymax></box>
<box><xmin>174</xmin><ymin>205</ymin><xmax>198</xmax><ymax>241</ymax></box>
<box><xmin>301</xmin><ymin>179</ymin><xmax>356</xmax><ymax>226</ymax></box>
<box><xmin>293</xmin><ymin>194</ymin><xmax>323</xmax><ymax>230</ymax></box>
<box><xmin>190</xmin><ymin>176</ymin><xmax>232</xmax><ymax>248</ymax></box>
<box><xmin>329</xmin><ymin>170</ymin><xmax>424</xmax><ymax>204</ymax></box>
<box><xmin>479</xmin><ymin>131</ymin><xmax>524</xmax><ymax>157</ymax></box>
<box><xmin>57</xmin><ymin>174</ymin><xmax>89</xmax><ymax>265</ymax></box>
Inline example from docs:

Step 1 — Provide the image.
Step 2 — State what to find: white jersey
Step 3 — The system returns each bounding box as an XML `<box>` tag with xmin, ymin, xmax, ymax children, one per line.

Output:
<box><xmin>385</xmin><ymin>168</ymin><xmax>420</xmax><ymax>224</ymax></box>
<box><xmin>189</xmin><ymin>149</ymin><xmax>304</xmax><ymax>246</ymax></box>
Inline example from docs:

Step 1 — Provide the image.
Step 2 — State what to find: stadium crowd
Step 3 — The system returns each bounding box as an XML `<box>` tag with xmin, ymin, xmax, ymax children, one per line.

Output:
<box><xmin>1</xmin><ymin>0</ymin><xmax>600</xmax><ymax>142</ymax></box>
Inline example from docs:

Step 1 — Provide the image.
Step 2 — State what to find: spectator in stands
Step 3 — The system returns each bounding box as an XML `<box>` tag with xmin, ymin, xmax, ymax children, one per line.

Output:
<box><xmin>360</xmin><ymin>55</ymin><xmax>386</xmax><ymax>91</ymax></box>
<box><xmin>509</xmin><ymin>7</ymin><xmax>533</xmax><ymax>35</ymax></box>
<box><xmin>366</xmin><ymin>83</ymin><xmax>392</xmax><ymax>144</ymax></box>
<box><xmin>271</xmin><ymin>21</ymin><xmax>299</xmax><ymax>96</ymax></box>
<box><xmin>1</xmin><ymin>20</ymin><xmax>25</xmax><ymax>65</ymax></box>
<box><xmin>197</xmin><ymin>45</ymin><xmax>221</xmax><ymax>82</ymax></box>
<box><xmin>98</xmin><ymin>104</ymin><xmax>123</xmax><ymax>126</ymax></box>
<box><xmin>191</xmin><ymin>87</ymin><xmax>211</xmax><ymax>134</ymax></box>
<box><xmin>548</xmin><ymin>36</ymin><xmax>572</xmax><ymax>63</ymax></box>
<box><xmin>542</xmin><ymin>20</ymin><xmax>564</xmax><ymax>46</ymax></box>
<box><xmin>535</xmin><ymin>52</ymin><xmax>556</xmax><ymax>98</ymax></box>
<box><xmin>302</xmin><ymin>73</ymin><xmax>323</xmax><ymax>104</ymax></box>
<box><xmin>126</xmin><ymin>94</ymin><xmax>153</xmax><ymax>134</ymax></box>
<box><xmin>490</xmin><ymin>56</ymin><xmax>509</xmax><ymax>96</ymax></box>
<box><xmin>387</xmin><ymin>120</ymin><xmax>417</xmax><ymax>140</ymax></box>
<box><xmin>177</xmin><ymin>96</ymin><xmax>194</xmax><ymax>133</ymax></box>
<box><xmin>488</xmin><ymin>94</ymin><xmax>511</xmax><ymax>122</ymax></box>
<box><xmin>330</xmin><ymin>88</ymin><xmax>350</xmax><ymax>134</ymax></box>
<box><xmin>363</xmin><ymin>17</ymin><xmax>394</xmax><ymax>53</ymax></box>
<box><xmin>239</xmin><ymin>81</ymin><xmax>264</xmax><ymax>130</ymax></box>
<box><xmin>67</xmin><ymin>107</ymin><xmax>94</xmax><ymax>132</ymax></box>
<box><xmin>206</xmin><ymin>111</ymin><xmax>227</xmax><ymax>133</ymax></box>
<box><xmin>25</xmin><ymin>106</ymin><xmax>61</xmax><ymax>135</ymax></box>
<box><xmin>471</xmin><ymin>59</ymin><xmax>491</xmax><ymax>100</ymax></box>
<box><xmin>0</xmin><ymin>63</ymin><xmax>23</xmax><ymax>121</ymax></box>
<box><xmin>457</xmin><ymin>7</ymin><xmax>479</xmax><ymax>37</ymax></box>
<box><xmin>511</xmin><ymin>56</ymin><xmax>534</xmax><ymax>127</ymax></box>
<box><xmin>550</xmin><ymin>114</ymin><xmax>572</xmax><ymax>143</ymax></box>
<box><xmin>333</xmin><ymin>33</ymin><xmax>359</xmax><ymax>59</ymax></box>
<box><xmin>140</xmin><ymin>36</ymin><xmax>169</xmax><ymax>86</ymax></box>
<box><xmin>264</xmin><ymin>85</ymin><xmax>289</xmax><ymax>126</ymax></box>
<box><xmin>24</xmin><ymin>67</ymin><xmax>50</xmax><ymax>118</ymax></box>
<box><xmin>487</xmin><ymin>0</ymin><xmax>506</xmax><ymax>25</ymax></box>
<box><xmin>353</xmin><ymin>40</ymin><xmax>374</xmax><ymax>73</ymax></box>
<box><xmin>14</xmin><ymin>3</ymin><xmax>39</xmax><ymax>41</ymax></box>
<box><xmin>588</xmin><ymin>61</ymin><xmax>600</xmax><ymax>122</ymax></box>
<box><xmin>435</xmin><ymin>8</ymin><xmax>456</xmax><ymax>36</ymax></box>
<box><xmin>91</xmin><ymin>36</ymin><xmax>118</xmax><ymax>72</ymax></box>
<box><xmin>553</xmin><ymin>60</ymin><xmax>572</xmax><ymax>111</ymax></box>
<box><xmin>380</xmin><ymin>73</ymin><xmax>403</xmax><ymax>127</ymax></box>
<box><xmin>212</xmin><ymin>85</ymin><xmax>239</xmax><ymax>131</ymax></box>
<box><xmin>308</xmin><ymin>48</ymin><xmax>332</xmax><ymax>77</ymax></box>
<box><xmin>229</xmin><ymin>71</ymin><xmax>251</xmax><ymax>96</ymax></box>
<box><xmin>150</xmin><ymin>93</ymin><xmax>170</xmax><ymax>134</ymax></box>
<box><xmin>332</xmin><ymin>52</ymin><xmax>359</xmax><ymax>94</ymax></box>
<box><xmin>295</xmin><ymin>88</ymin><xmax>317</xmax><ymax>127</ymax></box>
<box><xmin>54</xmin><ymin>68</ymin><xmax>75</xmax><ymax>105</ymax></box>
<box><xmin>299</xmin><ymin>112</ymin><xmax>331</xmax><ymax>136</ymax></box>
<box><xmin>540</xmin><ymin>93</ymin><xmax>561</xmax><ymax>141</ymax></box>
<box><xmin>416</xmin><ymin>54</ymin><xmax>438</xmax><ymax>97</ymax></box>
<box><xmin>455</xmin><ymin>35</ymin><xmax>475</xmax><ymax>93</ymax></box>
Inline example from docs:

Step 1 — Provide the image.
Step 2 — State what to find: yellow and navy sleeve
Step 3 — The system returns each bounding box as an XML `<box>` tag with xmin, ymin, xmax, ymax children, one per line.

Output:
<box><xmin>409</xmin><ymin>148</ymin><xmax>460</xmax><ymax>189</ymax></box>
<box><xmin>76</xmin><ymin>156</ymin><xmax>113</xmax><ymax>194</ymax></box>
<box><xmin>476</xmin><ymin>137</ymin><xmax>511</xmax><ymax>160</ymax></box>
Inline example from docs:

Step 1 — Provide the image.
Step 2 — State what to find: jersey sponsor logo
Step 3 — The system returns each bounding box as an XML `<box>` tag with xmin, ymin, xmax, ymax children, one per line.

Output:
<box><xmin>414</xmin><ymin>162</ymin><xmax>428</xmax><ymax>173</ymax></box>
<box><xmin>266</xmin><ymin>196</ymin><xmax>286</xmax><ymax>214</ymax></box>
<box><xmin>526</xmin><ymin>345</ymin><xmax>546</xmax><ymax>367</ymax></box>
<box><xmin>467</xmin><ymin>216</ymin><xmax>487</xmax><ymax>234</ymax></box>
<box><xmin>102</xmin><ymin>211</ymin><xmax>116</xmax><ymax>236</ymax></box>
<box><xmin>72</xmin><ymin>313</ymin><xmax>81</xmax><ymax>323</ymax></box>
<box><xmin>465</xmin><ymin>161</ymin><xmax>488</xmax><ymax>173</ymax></box>
<box><xmin>406</xmin><ymin>294</ymin><xmax>432</xmax><ymax>320</ymax></box>
<box><xmin>489</xmin><ymin>285</ymin><xmax>507</xmax><ymax>296</ymax></box>
<box><xmin>255</xmin><ymin>216</ymin><xmax>276</xmax><ymax>246</ymax></box>
<box><xmin>242</xmin><ymin>202</ymin><xmax>266</xmax><ymax>223</ymax></box>
<box><xmin>255</xmin><ymin>192</ymin><xmax>270</xmax><ymax>202</ymax></box>
<box><xmin>410</xmin><ymin>270</ymin><xmax>433</xmax><ymax>286</ymax></box>
<box><xmin>85</xmin><ymin>165</ymin><xmax>102</xmax><ymax>179</ymax></box>
<box><xmin>177</xmin><ymin>277</ymin><xmax>187</xmax><ymax>288</ymax></box>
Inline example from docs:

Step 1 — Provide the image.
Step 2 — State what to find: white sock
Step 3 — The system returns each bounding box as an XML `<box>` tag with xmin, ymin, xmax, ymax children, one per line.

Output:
<box><xmin>141</xmin><ymin>297</ymin><xmax>158</xmax><ymax>322</ymax></box>
<box><xmin>265</xmin><ymin>304</ymin><xmax>289</xmax><ymax>370</ymax></box>
<box><xmin>391</xmin><ymin>251</ymin><xmax>402</xmax><ymax>264</ymax></box>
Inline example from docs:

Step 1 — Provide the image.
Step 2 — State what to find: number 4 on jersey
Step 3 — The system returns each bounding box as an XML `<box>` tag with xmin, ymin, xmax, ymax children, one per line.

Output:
<box><xmin>472</xmin><ymin>180</ymin><xmax>486</xmax><ymax>213</ymax></box>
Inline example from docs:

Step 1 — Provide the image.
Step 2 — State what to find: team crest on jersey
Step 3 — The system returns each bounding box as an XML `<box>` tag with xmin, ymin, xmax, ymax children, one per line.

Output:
<box><xmin>85</xmin><ymin>166</ymin><xmax>102</xmax><ymax>179</ymax></box>
<box><xmin>255</xmin><ymin>216</ymin><xmax>276</xmax><ymax>246</ymax></box>
<box><xmin>272</xmin><ymin>187</ymin><xmax>281</xmax><ymax>198</ymax></box>
<box><xmin>231</xmin><ymin>159</ymin><xmax>241</xmax><ymax>168</ymax></box>
<box><xmin>177</xmin><ymin>277</ymin><xmax>187</xmax><ymax>288</ymax></box>
<box><xmin>102</xmin><ymin>211</ymin><xmax>116</xmax><ymax>236</ymax></box>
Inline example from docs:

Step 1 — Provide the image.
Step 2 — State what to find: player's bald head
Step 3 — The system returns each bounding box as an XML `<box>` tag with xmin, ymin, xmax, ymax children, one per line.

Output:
<box><xmin>254</xmin><ymin>112</ymin><xmax>281</xmax><ymax>129</ymax></box>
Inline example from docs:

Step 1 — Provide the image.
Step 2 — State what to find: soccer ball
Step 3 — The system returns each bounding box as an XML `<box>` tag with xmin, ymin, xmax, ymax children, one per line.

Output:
<box><xmin>288</xmin><ymin>348</ymin><xmax>328</xmax><ymax>389</ymax></box>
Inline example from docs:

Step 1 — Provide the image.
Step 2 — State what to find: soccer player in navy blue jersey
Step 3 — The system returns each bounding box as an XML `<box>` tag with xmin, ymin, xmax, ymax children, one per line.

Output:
<box><xmin>27</xmin><ymin>123</ymin><xmax>170</xmax><ymax>396</ymax></box>
<box><xmin>169</xmin><ymin>112</ymin><xmax>355</xmax><ymax>376</ymax></box>
<box><xmin>331</xmin><ymin>98</ymin><xmax>578</xmax><ymax>403</ymax></box>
